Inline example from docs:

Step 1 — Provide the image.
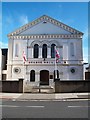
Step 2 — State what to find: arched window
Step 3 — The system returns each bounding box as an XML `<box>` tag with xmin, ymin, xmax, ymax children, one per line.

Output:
<box><xmin>51</xmin><ymin>44</ymin><xmax>56</xmax><ymax>58</ymax></box>
<box><xmin>30</xmin><ymin>70</ymin><xmax>35</xmax><ymax>82</ymax></box>
<box><xmin>42</xmin><ymin>44</ymin><xmax>47</xmax><ymax>58</ymax></box>
<box><xmin>34</xmin><ymin>44</ymin><xmax>39</xmax><ymax>58</ymax></box>
<box><xmin>54</xmin><ymin>70</ymin><xmax>59</xmax><ymax>81</ymax></box>
<box><xmin>15</xmin><ymin>44</ymin><xmax>19</xmax><ymax>57</ymax></box>
<box><xmin>70</xmin><ymin>43</ymin><xmax>74</xmax><ymax>56</ymax></box>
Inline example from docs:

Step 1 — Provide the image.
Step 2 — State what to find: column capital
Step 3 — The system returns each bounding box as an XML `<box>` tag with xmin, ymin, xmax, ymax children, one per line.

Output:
<box><xmin>39</xmin><ymin>46</ymin><xmax>42</xmax><ymax>48</ymax></box>
<box><xmin>47</xmin><ymin>45</ymin><xmax>51</xmax><ymax>48</ymax></box>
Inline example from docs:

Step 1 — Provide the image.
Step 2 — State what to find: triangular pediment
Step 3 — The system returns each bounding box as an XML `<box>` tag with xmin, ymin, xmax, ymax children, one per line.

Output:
<box><xmin>8</xmin><ymin>15</ymin><xmax>83</xmax><ymax>36</ymax></box>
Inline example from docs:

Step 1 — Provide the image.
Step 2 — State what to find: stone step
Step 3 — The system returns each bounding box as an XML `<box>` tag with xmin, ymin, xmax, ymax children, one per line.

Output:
<box><xmin>33</xmin><ymin>86</ymin><xmax>54</xmax><ymax>89</ymax></box>
<box><xmin>32</xmin><ymin>86</ymin><xmax>55</xmax><ymax>93</ymax></box>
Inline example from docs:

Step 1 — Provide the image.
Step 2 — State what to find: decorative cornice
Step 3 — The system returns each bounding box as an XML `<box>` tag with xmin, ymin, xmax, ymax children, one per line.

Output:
<box><xmin>9</xmin><ymin>34</ymin><xmax>82</xmax><ymax>40</ymax></box>
<box><xmin>8</xmin><ymin>15</ymin><xmax>83</xmax><ymax>37</ymax></box>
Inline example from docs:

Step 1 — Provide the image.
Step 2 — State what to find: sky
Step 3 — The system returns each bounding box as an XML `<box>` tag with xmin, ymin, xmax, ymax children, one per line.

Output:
<box><xmin>0</xmin><ymin>2</ymin><xmax>88</xmax><ymax>63</ymax></box>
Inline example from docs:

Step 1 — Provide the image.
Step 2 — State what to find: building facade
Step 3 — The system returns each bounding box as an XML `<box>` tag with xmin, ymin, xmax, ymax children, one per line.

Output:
<box><xmin>7</xmin><ymin>15</ymin><xmax>83</xmax><ymax>88</ymax></box>
<box><xmin>0</xmin><ymin>49</ymin><xmax>8</xmax><ymax>81</ymax></box>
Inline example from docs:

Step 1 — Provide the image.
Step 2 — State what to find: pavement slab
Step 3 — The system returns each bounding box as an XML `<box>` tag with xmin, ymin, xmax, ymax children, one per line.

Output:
<box><xmin>0</xmin><ymin>93</ymin><xmax>90</xmax><ymax>101</ymax></box>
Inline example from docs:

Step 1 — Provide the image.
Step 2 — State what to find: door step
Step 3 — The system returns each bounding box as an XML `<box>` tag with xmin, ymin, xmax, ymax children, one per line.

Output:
<box><xmin>32</xmin><ymin>86</ymin><xmax>55</xmax><ymax>93</ymax></box>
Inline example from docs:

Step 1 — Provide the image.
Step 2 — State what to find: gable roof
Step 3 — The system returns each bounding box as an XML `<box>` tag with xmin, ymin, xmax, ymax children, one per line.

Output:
<box><xmin>8</xmin><ymin>15</ymin><xmax>83</xmax><ymax>37</ymax></box>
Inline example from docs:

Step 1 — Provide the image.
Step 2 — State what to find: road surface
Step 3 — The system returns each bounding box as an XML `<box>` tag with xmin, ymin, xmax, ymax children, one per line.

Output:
<box><xmin>1</xmin><ymin>100</ymin><xmax>89</xmax><ymax>119</ymax></box>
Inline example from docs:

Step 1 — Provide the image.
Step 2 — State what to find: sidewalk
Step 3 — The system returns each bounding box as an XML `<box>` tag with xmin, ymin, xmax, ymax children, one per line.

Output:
<box><xmin>0</xmin><ymin>93</ymin><xmax>90</xmax><ymax>101</ymax></box>
<box><xmin>0</xmin><ymin>93</ymin><xmax>22</xmax><ymax>100</ymax></box>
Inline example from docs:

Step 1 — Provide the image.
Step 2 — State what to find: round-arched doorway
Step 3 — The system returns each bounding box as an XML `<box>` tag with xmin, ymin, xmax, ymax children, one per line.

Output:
<box><xmin>40</xmin><ymin>70</ymin><xmax>49</xmax><ymax>85</ymax></box>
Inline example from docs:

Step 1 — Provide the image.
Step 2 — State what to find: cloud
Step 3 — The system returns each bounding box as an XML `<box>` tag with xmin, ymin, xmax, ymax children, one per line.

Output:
<box><xmin>3</xmin><ymin>14</ymin><xmax>14</xmax><ymax>30</ymax></box>
<box><xmin>0</xmin><ymin>14</ymin><xmax>2</xmax><ymax>28</ymax></box>
<box><xmin>83</xmin><ymin>28</ymin><xmax>88</xmax><ymax>41</ymax></box>
<box><xmin>83</xmin><ymin>47</ymin><xmax>88</xmax><ymax>63</ymax></box>
<box><xmin>83</xmin><ymin>56</ymin><xmax>88</xmax><ymax>63</ymax></box>
<box><xmin>19</xmin><ymin>15</ymin><xmax>29</xmax><ymax>26</ymax></box>
<box><xmin>4</xmin><ymin>14</ymin><xmax>29</xmax><ymax>30</ymax></box>
<box><xmin>82</xmin><ymin>27</ymin><xmax>88</xmax><ymax>63</ymax></box>
<box><xmin>6</xmin><ymin>16</ymin><xmax>13</xmax><ymax>25</ymax></box>
<box><xmin>0</xmin><ymin>41</ymin><xmax>8</xmax><ymax>48</ymax></box>
<box><xmin>83</xmin><ymin>47</ymin><xmax>88</xmax><ymax>53</ymax></box>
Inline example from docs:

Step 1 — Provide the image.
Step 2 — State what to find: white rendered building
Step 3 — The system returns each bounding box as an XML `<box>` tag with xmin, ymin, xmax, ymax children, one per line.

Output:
<box><xmin>7</xmin><ymin>15</ymin><xmax>83</xmax><ymax>88</ymax></box>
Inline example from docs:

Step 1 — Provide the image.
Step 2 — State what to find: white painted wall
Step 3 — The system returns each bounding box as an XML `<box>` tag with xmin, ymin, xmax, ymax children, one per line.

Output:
<box><xmin>68</xmin><ymin>66</ymin><xmax>83</xmax><ymax>80</ymax></box>
<box><xmin>21</xmin><ymin>22</ymin><xmax>71</xmax><ymax>35</ymax></box>
<box><xmin>7</xmin><ymin>37</ymin><xmax>83</xmax><ymax>81</ymax></box>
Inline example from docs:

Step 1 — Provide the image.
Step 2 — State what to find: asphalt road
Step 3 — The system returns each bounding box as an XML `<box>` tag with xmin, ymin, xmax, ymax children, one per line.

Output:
<box><xmin>1</xmin><ymin>100</ymin><xmax>89</xmax><ymax>119</ymax></box>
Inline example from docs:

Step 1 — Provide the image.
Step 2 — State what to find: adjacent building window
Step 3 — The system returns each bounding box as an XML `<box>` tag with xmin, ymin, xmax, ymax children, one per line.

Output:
<box><xmin>30</xmin><ymin>70</ymin><xmax>35</xmax><ymax>82</ymax></box>
<box><xmin>70</xmin><ymin>43</ymin><xmax>74</xmax><ymax>56</ymax></box>
<box><xmin>51</xmin><ymin>44</ymin><xmax>56</xmax><ymax>58</ymax></box>
<box><xmin>34</xmin><ymin>44</ymin><xmax>39</xmax><ymax>58</ymax></box>
<box><xmin>42</xmin><ymin>44</ymin><xmax>47</xmax><ymax>58</ymax></box>
<box><xmin>15</xmin><ymin>44</ymin><xmax>19</xmax><ymax>57</ymax></box>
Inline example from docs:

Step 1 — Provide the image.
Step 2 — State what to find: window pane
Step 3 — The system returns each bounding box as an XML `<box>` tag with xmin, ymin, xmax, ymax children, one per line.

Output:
<box><xmin>51</xmin><ymin>44</ymin><xmax>55</xmax><ymax>58</ymax></box>
<box><xmin>42</xmin><ymin>44</ymin><xmax>47</xmax><ymax>58</ymax></box>
<box><xmin>30</xmin><ymin>70</ymin><xmax>35</xmax><ymax>82</ymax></box>
<box><xmin>34</xmin><ymin>44</ymin><xmax>39</xmax><ymax>58</ymax></box>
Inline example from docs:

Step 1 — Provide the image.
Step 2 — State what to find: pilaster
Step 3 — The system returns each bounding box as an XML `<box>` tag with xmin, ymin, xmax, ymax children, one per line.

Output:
<box><xmin>47</xmin><ymin>46</ymin><xmax>51</xmax><ymax>58</ymax></box>
<box><xmin>39</xmin><ymin>46</ymin><xmax>42</xmax><ymax>58</ymax></box>
<box><xmin>63</xmin><ymin>42</ymin><xmax>68</xmax><ymax>60</ymax></box>
<box><xmin>31</xmin><ymin>47</ymin><xmax>33</xmax><ymax>58</ymax></box>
